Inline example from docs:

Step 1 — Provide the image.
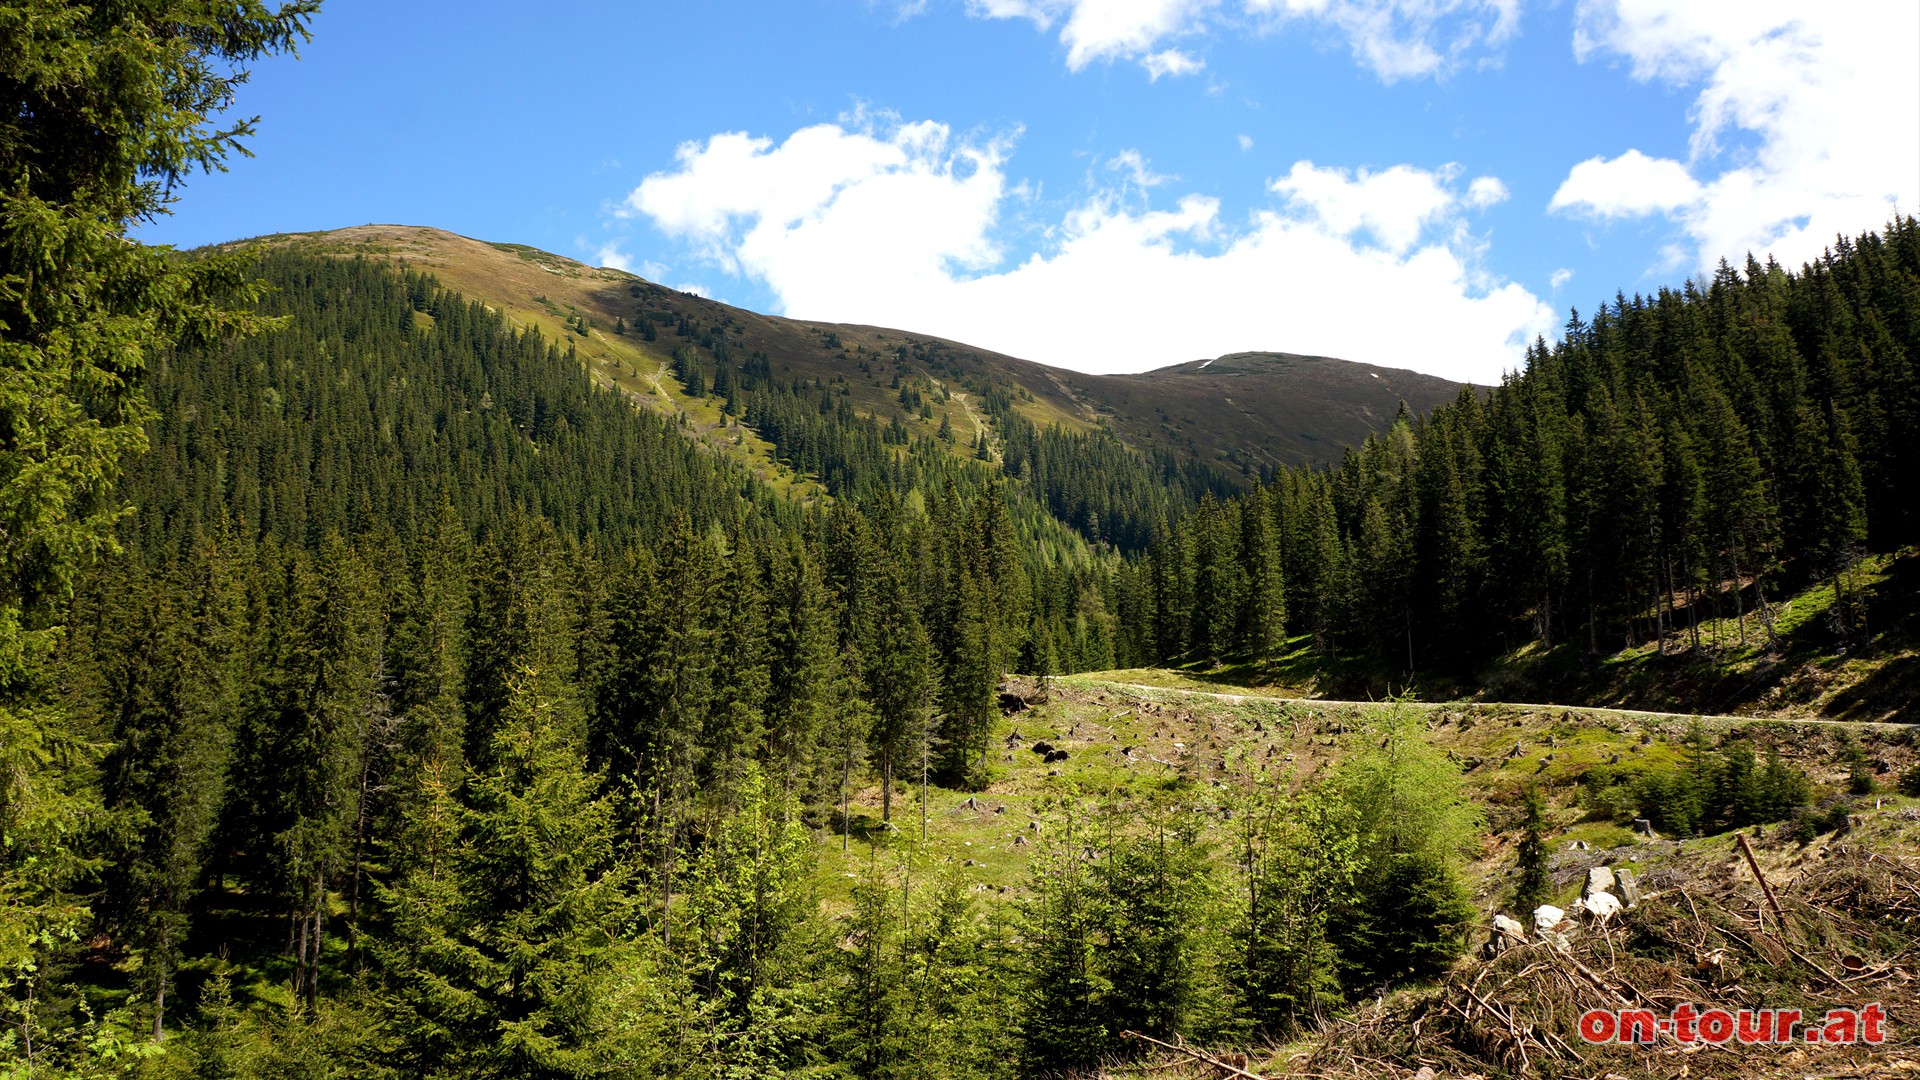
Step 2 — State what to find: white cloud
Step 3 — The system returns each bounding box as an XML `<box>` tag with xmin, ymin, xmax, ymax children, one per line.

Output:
<box><xmin>957</xmin><ymin>0</ymin><xmax>1515</xmax><ymax>81</ymax></box>
<box><xmin>1555</xmin><ymin>2</ymin><xmax>1920</xmax><ymax>272</ymax></box>
<box><xmin>1236</xmin><ymin>133</ymin><xmax>1255</xmax><ymax>151</ymax></box>
<box><xmin>1549</xmin><ymin>148</ymin><xmax>1701</xmax><ymax>219</ymax></box>
<box><xmin>1549</xmin><ymin>267</ymin><xmax>1573</xmax><ymax>290</ymax></box>
<box><xmin>1108</xmin><ymin>148</ymin><xmax>1177</xmax><ymax>190</ymax></box>
<box><xmin>964</xmin><ymin>0</ymin><xmax>1055</xmax><ymax>25</ymax></box>
<box><xmin>1270</xmin><ymin>161</ymin><xmax>1459</xmax><ymax>254</ymax></box>
<box><xmin>1465</xmin><ymin>175</ymin><xmax>1509</xmax><ymax>209</ymax></box>
<box><xmin>626</xmin><ymin>119</ymin><xmax>1549</xmax><ymax>384</ymax></box>
<box><xmin>1059</xmin><ymin>0</ymin><xmax>1217</xmax><ymax>68</ymax></box>
<box><xmin>1247</xmin><ymin>0</ymin><xmax>1521</xmax><ymax>81</ymax></box>
<box><xmin>963</xmin><ymin>0</ymin><xmax>1218</xmax><ymax>73</ymax></box>
<box><xmin>1142</xmin><ymin>47</ymin><xmax>1206</xmax><ymax>79</ymax></box>
<box><xmin>629</xmin><ymin>118</ymin><xmax>1009</xmax><ymax>285</ymax></box>
<box><xmin>595</xmin><ymin>244</ymin><xmax>634</xmax><ymax>273</ymax></box>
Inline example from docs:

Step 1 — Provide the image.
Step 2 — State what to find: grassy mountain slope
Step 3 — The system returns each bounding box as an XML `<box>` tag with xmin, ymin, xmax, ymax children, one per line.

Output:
<box><xmin>243</xmin><ymin>225</ymin><xmax>1463</xmax><ymax>486</ymax></box>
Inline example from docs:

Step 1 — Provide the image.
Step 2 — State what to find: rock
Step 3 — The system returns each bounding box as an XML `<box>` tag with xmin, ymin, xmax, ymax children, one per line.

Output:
<box><xmin>1584</xmin><ymin>891</ymin><xmax>1622</xmax><ymax>919</ymax></box>
<box><xmin>1012</xmin><ymin>834</ymin><xmax>1028</xmax><ymax>846</ymax></box>
<box><xmin>1413</xmin><ymin>1067</ymin><xmax>1436</xmax><ymax>1080</ymax></box>
<box><xmin>1030</xmin><ymin>740</ymin><xmax>1054</xmax><ymax>755</ymax></box>
<box><xmin>1047</xmin><ymin>768</ymin><xmax>1062</xmax><ymax>777</ymax></box>
<box><xmin>1585</xmin><ymin>866</ymin><xmax>1616</xmax><ymax>897</ymax></box>
<box><xmin>1613</xmin><ymin>867</ymin><xmax>1640</xmax><ymax>906</ymax></box>
<box><xmin>1492</xmin><ymin>913</ymin><xmax>1526</xmax><ymax>943</ymax></box>
<box><xmin>1532</xmin><ymin>904</ymin><xmax>1566</xmax><ymax>933</ymax></box>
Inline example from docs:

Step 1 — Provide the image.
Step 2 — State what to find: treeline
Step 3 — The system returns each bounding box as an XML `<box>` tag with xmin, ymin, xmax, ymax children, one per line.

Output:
<box><xmin>1126</xmin><ymin>219</ymin><xmax>1920</xmax><ymax>673</ymax></box>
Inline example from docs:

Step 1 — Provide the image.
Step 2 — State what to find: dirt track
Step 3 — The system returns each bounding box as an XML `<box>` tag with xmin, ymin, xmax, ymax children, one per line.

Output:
<box><xmin>1074</xmin><ymin>677</ymin><xmax>1913</xmax><ymax>732</ymax></box>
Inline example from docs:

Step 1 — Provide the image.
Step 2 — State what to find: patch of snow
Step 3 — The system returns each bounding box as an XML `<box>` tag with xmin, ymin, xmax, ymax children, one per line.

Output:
<box><xmin>1370</xmin><ymin>372</ymin><xmax>1380</xmax><ymax>378</ymax></box>
<box><xmin>1198</xmin><ymin>359</ymin><xmax>1213</xmax><ymax>369</ymax></box>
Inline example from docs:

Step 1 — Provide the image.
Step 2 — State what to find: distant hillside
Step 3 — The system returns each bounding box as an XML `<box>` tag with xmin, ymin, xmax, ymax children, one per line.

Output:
<box><xmin>244</xmin><ymin>225</ymin><xmax>1464</xmax><ymax>484</ymax></box>
<box><xmin>1064</xmin><ymin>351</ymin><xmax>1466</xmax><ymax>473</ymax></box>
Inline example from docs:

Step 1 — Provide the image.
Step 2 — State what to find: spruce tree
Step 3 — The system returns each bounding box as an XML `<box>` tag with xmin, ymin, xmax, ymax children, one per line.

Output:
<box><xmin>1512</xmin><ymin>784</ymin><xmax>1550</xmax><ymax>916</ymax></box>
<box><xmin>0</xmin><ymin>1</ymin><xmax>315</xmax><ymax>1045</ymax></box>
<box><xmin>377</xmin><ymin>663</ymin><xmax>649</xmax><ymax>1079</ymax></box>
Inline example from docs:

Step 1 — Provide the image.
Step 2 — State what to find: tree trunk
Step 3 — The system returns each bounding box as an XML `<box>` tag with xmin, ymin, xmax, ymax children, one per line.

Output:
<box><xmin>348</xmin><ymin>745</ymin><xmax>372</xmax><ymax>967</ymax></box>
<box><xmin>1733</xmin><ymin>556</ymin><xmax>1747</xmax><ymax>647</ymax></box>
<box><xmin>1659</xmin><ymin>559</ymin><xmax>1675</xmax><ymax>655</ymax></box>
<box><xmin>151</xmin><ymin>925</ymin><xmax>169</xmax><ymax>1042</ymax></box>
<box><xmin>1683</xmin><ymin>549</ymin><xmax>1699</xmax><ymax>651</ymax></box>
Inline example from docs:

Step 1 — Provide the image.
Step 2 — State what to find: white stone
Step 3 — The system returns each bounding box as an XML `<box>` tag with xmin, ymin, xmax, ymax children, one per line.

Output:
<box><xmin>1532</xmin><ymin>904</ymin><xmax>1566</xmax><ymax>932</ymax></box>
<box><xmin>1493</xmin><ymin>914</ymin><xmax>1526</xmax><ymax>940</ymax></box>
<box><xmin>1585</xmin><ymin>865</ymin><xmax>1616</xmax><ymax>896</ymax></box>
<box><xmin>1584</xmin><ymin>891</ymin><xmax>1622</xmax><ymax>919</ymax></box>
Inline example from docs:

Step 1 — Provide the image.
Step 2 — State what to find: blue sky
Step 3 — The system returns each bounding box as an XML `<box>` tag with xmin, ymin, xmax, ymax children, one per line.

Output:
<box><xmin>142</xmin><ymin>1</ymin><xmax>1919</xmax><ymax>383</ymax></box>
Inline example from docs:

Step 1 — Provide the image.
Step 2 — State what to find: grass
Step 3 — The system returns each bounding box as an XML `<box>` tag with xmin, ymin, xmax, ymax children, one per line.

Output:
<box><xmin>802</xmin><ymin>669</ymin><xmax>1916</xmax><ymax>924</ymax></box>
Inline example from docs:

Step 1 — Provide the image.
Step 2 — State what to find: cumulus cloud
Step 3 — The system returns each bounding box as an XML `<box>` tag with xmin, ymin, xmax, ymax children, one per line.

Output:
<box><xmin>957</xmin><ymin>0</ymin><xmax>1514</xmax><ymax>81</ymax></box>
<box><xmin>1549</xmin><ymin>149</ymin><xmax>1701</xmax><ymax>219</ymax></box>
<box><xmin>629</xmin><ymin>118</ymin><xmax>1009</xmax><ymax>286</ymax></box>
<box><xmin>625</xmin><ymin>118</ymin><xmax>1549</xmax><ymax>383</ymax></box>
<box><xmin>1269</xmin><ymin>161</ymin><xmax>1461</xmax><ymax>254</ymax></box>
<box><xmin>1236</xmin><ymin>133</ymin><xmax>1255</xmax><ymax>151</ymax></box>
<box><xmin>1552</xmin><ymin>2</ymin><xmax>1920</xmax><ymax>273</ymax></box>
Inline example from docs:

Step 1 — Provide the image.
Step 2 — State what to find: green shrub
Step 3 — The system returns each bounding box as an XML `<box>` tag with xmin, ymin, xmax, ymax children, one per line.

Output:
<box><xmin>1582</xmin><ymin>736</ymin><xmax>1810</xmax><ymax>836</ymax></box>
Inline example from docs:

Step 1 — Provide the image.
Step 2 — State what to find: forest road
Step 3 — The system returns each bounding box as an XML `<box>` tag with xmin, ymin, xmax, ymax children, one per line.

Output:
<box><xmin>1072</xmin><ymin>679</ymin><xmax>1911</xmax><ymax>731</ymax></box>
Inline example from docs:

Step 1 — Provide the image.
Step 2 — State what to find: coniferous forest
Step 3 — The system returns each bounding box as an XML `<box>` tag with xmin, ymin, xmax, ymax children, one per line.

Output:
<box><xmin>5</xmin><ymin>4</ymin><xmax>1920</xmax><ymax>1079</ymax></box>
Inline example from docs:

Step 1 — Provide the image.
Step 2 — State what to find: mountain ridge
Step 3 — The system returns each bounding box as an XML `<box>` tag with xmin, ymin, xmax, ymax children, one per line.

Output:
<box><xmin>238</xmin><ymin>224</ymin><xmax>1466</xmax><ymax>485</ymax></box>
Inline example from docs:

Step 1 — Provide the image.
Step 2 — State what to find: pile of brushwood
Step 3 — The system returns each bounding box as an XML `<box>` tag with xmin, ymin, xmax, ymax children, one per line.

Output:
<box><xmin>1120</xmin><ymin>817</ymin><xmax>1920</xmax><ymax>1079</ymax></box>
<box><xmin>1300</xmin><ymin>832</ymin><xmax>1919</xmax><ymax>1079</ymax></box>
